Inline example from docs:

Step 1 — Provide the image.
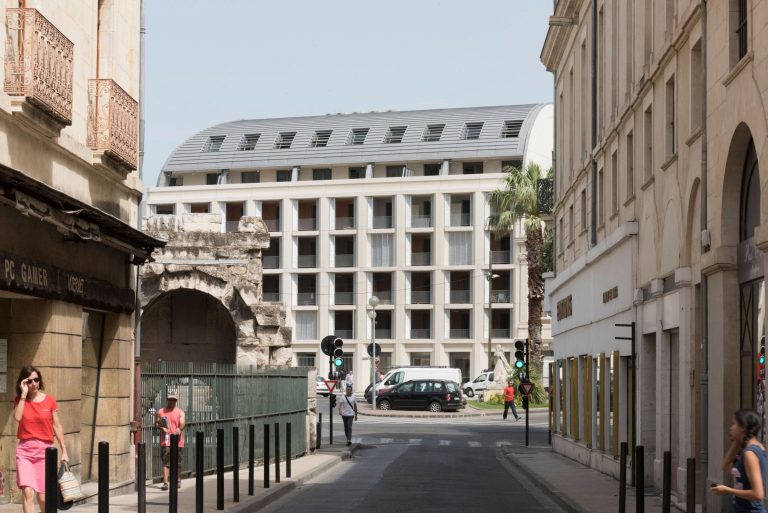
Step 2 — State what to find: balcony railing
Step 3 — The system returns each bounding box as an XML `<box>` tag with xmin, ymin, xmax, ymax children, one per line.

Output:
<box><xmin>335</xmin><ymin>253</ymin><xmax>355</xmax><ymax>267</ymax></box>
<box><xmin>88</xmin><ymin>79</ymin><xmax>139</xmax><ymax>170</ymax></box>
<box><xmin>297</xmin><ymin>292</ymin><xmax>316</xmax><ymax>306</ymax></box>
<box><xmin>450</xmin><ymin>213</ymin><xmax>471</xmax><ymax>226</ymax></box>
<box><xmin>410</xmin><ymin>329</ymin><xmax>431</xmax><ymax>339</ymax></box>
<box><xmin>375</xmin><ymin>328</ymin><xmax>392</xmax><ymax>339</ymax></box>
<box><xmin>537</xmin><ymin>177</ymin><xmax>554</xmax><ymax>215</ymax></box>
<box><xmin>335</xmin><ymin>217</ymin><xmax>355</xmax><ymax>230</ymax></box>
<box><xmin>450</xmin><ymin>290</ymin><xmax>471</xmax><ymax>304</ymax></box>
<box><xmin>298</xmin><ymin>255</ymin><xmax>317</xmax><ymax>268</ymax></box>
<box><xmin>449</xmin><ymin>328</ymin><xmax>471</xmax><ymax>339</ymax></box>
<box><xmin>372</xmin><ymin>215</ymin><xmax>393</xmax><ymax>229</ymax></box>
<box><xmin>491</xmin><ymin>328</ymin><xmax>512</xmax><ymax>338</ymax></box>
<box><xmin>411</xmin><ymin>252</ymin><xmax>431</xmax><ymax>266</ymax></box>
<box><xmin>225</xmin><ymin>221</ymin><xmax>239</xmax><ymax>233</ymax></box>
<box><xmin>334</xmin><ymin>329</ymin><xmax>354</xmax><ymax>339</ymax></box>
<box><xmin>263</xmin><ymin>292</ymin><xmax>280</xmax><ymax>302</ymax></box>
<box><xmin>264</xmin><ymin>218</ymin><xmax>280</xmax><ymax>232</ymax></box>
<box><xmin>491</xmin><ymin>290</ymin><xmax>512</xmax><ymax>303</ymax></box>
<box><xmin>5</xmin><ymin>8</ymin><xmax>73</xmax><ymax>125</ymax></box>
<box><xmin>335</xmin><ymin>292</ymin><xmax>354</xmax><ymax>305</ymax></box>
<box><xmin>373</xmin><ymin>291</ymin><xmax>392</xmax><ymax>304</ymax></box>
<box><xmin>492</xmin><ymin>250</ymin><xmax>511</xmax><ymax>264</ymax></box>
<box><xmin>298</xmin><ymin>218</ymin><xmax>317</xmax><ymax>231</ymax></box>
<box><xmin>411</xmin><ymin>290</ymin><xmax>431</xmax><ymax>304</ymax></box>
<box><xmin>411</xmin><ymin>215</ymin><xmax>432</xmax><ymax>228</ymax></box>
<box><xmin>262</xmin><ymin>255</ymin><xmax>279</xmax><ymax>269</ymax></box>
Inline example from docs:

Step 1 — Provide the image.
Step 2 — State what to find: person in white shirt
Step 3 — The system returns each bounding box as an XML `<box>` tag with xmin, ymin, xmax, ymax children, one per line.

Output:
<box><xmin>345</xmin><ymin>371</ymin><xmax>354</xmax><ymax>388</ymax></box>
<box><xmin>338</xmin><ymin>384</ymin><xmax>358</xmax><ymax>446</ymax></box>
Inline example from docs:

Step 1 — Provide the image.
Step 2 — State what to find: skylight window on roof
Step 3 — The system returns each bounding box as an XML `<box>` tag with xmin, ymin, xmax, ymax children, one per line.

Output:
<box><xmin>500</xmin><ymin>120</ymin><xmax>523</xmax><ymax>138</ymax></box>
<box><xmin>238</xmin><ymin>133</ymin><xmax>261</xmax><ymax>150</ymax></box>
<box><xmin>310</xmin><ymin>130</ymin><xmax>333</xmax><ymax>147</ymax></box>
<box><xmin>204</xmin><ymin>135</ymin><xmax>225</xmax><ymax>152</ymax></box>
<box><xmin>422</xmin><ymin>124</ymin><xmax>445</xmax><ymax>142</ymax></box>
<box><xmin>385</xmin><ymin>126</ymin><xmax>407</xmax><ymax>144</ymax></box>
<box><xmin>462</xmin><ymin>122</ymin><xmax>484</xmax><ymax>140</ymax></box>
<box><xmin>274</xmin><ymin>131</ymin><xmax>297</xmax><ymax>149</ymax></box>
<box><xmin>348</xmin><ymin>128</ymin><xmax>370</xmax><ymax>145</ymax></box>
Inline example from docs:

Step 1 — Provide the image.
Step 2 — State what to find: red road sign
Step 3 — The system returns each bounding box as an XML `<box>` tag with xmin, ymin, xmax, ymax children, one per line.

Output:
<box><xmin>324</xmin><ymin>380</ymin><xmax>337</xmax><ymax>394</ymax></box>
<box><xmin>520</xmin><ymin>382</ymin><xmax>535</xmax><ymax>396</ymax></box>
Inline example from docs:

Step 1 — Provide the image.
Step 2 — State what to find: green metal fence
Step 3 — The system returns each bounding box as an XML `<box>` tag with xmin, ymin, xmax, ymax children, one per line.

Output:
<box><xmin>141</xmin><ymin>361</ymin><xmax>308</xmax><ymax>482</ymax></box>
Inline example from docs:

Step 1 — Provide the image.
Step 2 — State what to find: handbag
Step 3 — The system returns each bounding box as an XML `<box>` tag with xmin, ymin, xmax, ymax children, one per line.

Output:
<box><xmin>58</xmin><ymin>462</ymin><xmax>84</xmax><ymax>503</ymax></box>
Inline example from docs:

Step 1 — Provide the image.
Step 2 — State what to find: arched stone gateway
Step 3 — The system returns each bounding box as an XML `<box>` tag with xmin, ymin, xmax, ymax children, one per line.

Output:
<box><xmin>140</xmin><ymin>214</ymin><xmax>293</xmax><ymax>368</ymax></box>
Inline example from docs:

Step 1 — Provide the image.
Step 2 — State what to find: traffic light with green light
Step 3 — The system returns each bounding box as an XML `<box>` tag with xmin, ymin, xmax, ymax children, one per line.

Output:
<box><xmin>514</xmin><ymin>340</ymin><xmax>526</xmax><ymax>370</ymax></box>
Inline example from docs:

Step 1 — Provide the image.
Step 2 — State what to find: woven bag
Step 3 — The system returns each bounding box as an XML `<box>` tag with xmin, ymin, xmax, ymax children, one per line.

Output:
<box><xmin>58</xmin><ymin>463</ymin><xmax>84</xmax><ymax>503</ymax></box>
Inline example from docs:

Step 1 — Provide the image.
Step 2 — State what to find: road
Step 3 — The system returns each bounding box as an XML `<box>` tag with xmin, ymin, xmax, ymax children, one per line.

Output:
<box><xmin>260</xmin><ymin>397</ymin><xmax>563</xmax><ymax>513</ymax></box>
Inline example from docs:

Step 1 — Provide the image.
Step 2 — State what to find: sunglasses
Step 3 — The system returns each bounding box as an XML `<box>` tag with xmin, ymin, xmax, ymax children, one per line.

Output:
<box><xmin>25</xmin><ymin>378</ymin><xmax>40</xmax><ymax>385</ymax></box>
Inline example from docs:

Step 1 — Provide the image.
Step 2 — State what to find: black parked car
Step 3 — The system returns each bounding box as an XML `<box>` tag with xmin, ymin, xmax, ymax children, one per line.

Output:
<box><xmin>376</xmin><ymin>379</ymin><xmax>463</xmax><ymax>412</ymax></box>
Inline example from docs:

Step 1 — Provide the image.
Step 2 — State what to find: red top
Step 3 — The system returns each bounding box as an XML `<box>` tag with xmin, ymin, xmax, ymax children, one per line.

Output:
<box><xmin>158</xmin><ymin>407</ymin><xmax>185</xmax><ymax>448</ymax></box>
<box><xmin>14</xmin><ymin>395</ymin><xmax>57</xmax><ymax>442</ymax></box>
<box><xmin>503</xmin><ymin>386</ymin><xmax>515</xmax><ymax>402</ymax></box>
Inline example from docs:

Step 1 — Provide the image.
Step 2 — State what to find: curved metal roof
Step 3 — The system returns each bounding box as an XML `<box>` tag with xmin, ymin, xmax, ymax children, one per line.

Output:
<box><xmin>159</xmin><ymin>103</ymin><xmax>547</xmax><ymax>185</ymax></box>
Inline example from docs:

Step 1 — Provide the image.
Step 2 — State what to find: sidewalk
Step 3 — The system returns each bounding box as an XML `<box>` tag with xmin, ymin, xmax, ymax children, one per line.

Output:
<box><xmin>0</xmin><ymin>445</ymin><xmax>356</xmax><ymax>513</ymax></box>
<box><xmin>501</xmin><ymin>444</ymin><xmax>670</xmax><ymax>513</ymax></box>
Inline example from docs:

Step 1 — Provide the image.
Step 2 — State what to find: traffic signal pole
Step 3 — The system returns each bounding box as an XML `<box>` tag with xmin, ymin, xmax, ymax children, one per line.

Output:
<box><xmin>525</xmin><ymin>337</ymin><xmax>530</xmax><ymax>447</ymax></box>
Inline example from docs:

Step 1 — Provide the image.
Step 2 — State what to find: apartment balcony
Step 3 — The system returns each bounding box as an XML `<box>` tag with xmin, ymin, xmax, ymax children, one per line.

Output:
<box><xmin>411</xmin><ymin>291</ymin><xmax>431</xmax><ymax>304</ymax></box>
<box><xmin>492</xmin><ymin>250</ymin><xmax>511</xmax><ymax>264</ymax></box>
<box><xmin>5</xmin><ymin>8</ymin><xmax>73</xmax><ymax>131</ymax></box>
<box><xmin>491</xmin><ymin>290</ymin><xmax>512</xmax><ymax>303</ymax></box>
<box><xmin>335</xmin><ymin>254</ymin><xmax>355</xmax><ymax>267</ymax></box>
<box><xmin>264</xmin><ymin>219</ymin><xmax>280</xmax><ymax>232</ymax></box>
<box><xmin>335</xmin><ymin>329</ymin><xmax>354</xmax><ymax>339</ymax></box>
<box><xmin>225</xmin><ymin>221</ymin><xmax>239</xmax><ymax>233</ymax></box>
<box><xmin>262</xmin><ymin>256</ymin><xmax>280</xmax><ymax>269</ymax></box>
<box><xmin>411</xmin><ymin>215</ymin><xmax>432</xmax><ymax>228</ymax></box>
<box><xmin>375</xmin><ymin>328</ymin><xmax>392</xmax><ymax>339</ymax></box>
<box><xmin>298</xmin><ymin>219</ymin><xmax>317</xmax><ymax>231</ymax></box>
<box><xmin>450</xmin><ymin>213</ymin><xmax>471</xmax><ymax>227</ymax></box>
<box><xmin>87</xmin><ymin>79</ymin><xmax>139</xmax><ymax>174</ymax></box>
<box><xmin>411</xmin><ymin>252</ymin><xmax>431</xmax><ymax>266</ymax></box>
<box><xmin>298</xmin><ymin>255</ymin><xmax>317</xmax><ymax>268</ymax></box>
<box><xmin>449</xmin><ymin>328</ymin><xmax>471</xmax><ymax>339</ymax></box>
<box><xmin>335</xmin><ymin>217</ymin><xmax>355</xmax><ymax>230</ymax></box>
<box><xmin>374</xmin><ymin>292</ymin><xmax>392</xmax><ymax>304</ymax></box>
<box><xmin>450</xmin><ymin>290</ymin><xmax>471</xmax><ymax>304</ymax></box>
<box><xmin>372</xmin><ymin>216</ymin><xmax>393</xmax><ymax>229</ymax></box>
<box><xmin>491</xmin><ymin>328</ymin><xmax>512</xmax><ymax>338</ymax></box>
<box><xmin>297</xmin><ymin>293</ymin><xmax>316</xmax><ymax>306</ymax></box>
<box><xmin>263</xmin><ymin>292</ymin><xmax>280</xmax><ymax>302</ymax></box>
<box><xmin>410</xmin><ymin>329</ymin><xmax>431</xmax><ymax>339</ymax></box>
<box><xmin>335</xmin><ymin>292</ymin><xmax>354</xmax><ymax>305</ymax></box>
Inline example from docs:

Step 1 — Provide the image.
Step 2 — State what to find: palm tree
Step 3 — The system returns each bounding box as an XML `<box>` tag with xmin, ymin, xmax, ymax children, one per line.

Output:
<box><xmin>488</xmin><ymin>162</ymin><xmax>552</xmax><ymax>369</ymax></box>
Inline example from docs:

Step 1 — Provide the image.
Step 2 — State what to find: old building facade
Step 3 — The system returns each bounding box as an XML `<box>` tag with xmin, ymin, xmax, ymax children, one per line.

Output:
<box><xmin>542</xmin><ymin>0</ymin><xmax>768</xmax><ymax>509</ymax></box>
<box><xmin>0</xmin><ymin>0</ymin><xmax>157</xmax><ymax>502</ymax></box>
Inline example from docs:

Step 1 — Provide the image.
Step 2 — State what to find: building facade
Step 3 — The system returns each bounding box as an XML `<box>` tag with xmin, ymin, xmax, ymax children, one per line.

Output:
<box><xmin>542</xmin><ymin>0</ymin><xmax>768</xmax><ymax>509</ymax></box>
<box><xmin>145</xmin><ymin>104</ymin><xmax>553</xmax><ymax>390</ymax></box>
<box><xmin>0</xmin><ymin>0</ymin><xmax>157</xmax><ymax>502</ymax></box>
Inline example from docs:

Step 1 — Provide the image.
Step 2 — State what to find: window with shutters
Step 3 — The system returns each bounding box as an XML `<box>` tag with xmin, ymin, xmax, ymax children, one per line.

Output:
<box><xmin>274</xmin><ymin>131</ymin><xmax>297</xmax><ymax>149</ymax></box>
<box><xmin>462</xmin><ymin>122</ymin><xmax>484</xmax><ymax>140</ymax></box>
<box><xmin>204</xmin><ymin>135</ymin><xmax>225</xmax><ymax>152</ymax></box>
<box><xmin>310</xmin><ymin>130</ymin><xmax>332</xmax><ymax>147</ymax></box>
<box><xmin>385</xmin><ymin>126</ymin><xmax>407</xmax><ymax>144</ymax></box>
<box><xmin>348</xmin><ymin>128</ymin><xmax>370</xmax><ymax>145</ymax></box>
<box><xmin>237</xmin><ymin>133</ymin><xmax>260</xmax><ymax>150</ymax></box>
<box><xmin>500</xmin><ymin>120</ymin><xmax>523</xmax><ymax>138</ymax></box>
<box><xmin>422</xmin><ymin>124</ymin><xmax>445</xmax><ymax>142</ymax></box>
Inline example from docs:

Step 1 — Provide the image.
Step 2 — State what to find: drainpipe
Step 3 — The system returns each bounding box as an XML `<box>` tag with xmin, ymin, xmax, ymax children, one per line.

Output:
<box><xmin>698</xmin><ymin>0</ymin><xmax>709</xmax><ymax>510</ymax></box>
<box><xmin>590</xmin><ymin>0</ymin><xmax>597</xmax><ymax>247</ymax></box>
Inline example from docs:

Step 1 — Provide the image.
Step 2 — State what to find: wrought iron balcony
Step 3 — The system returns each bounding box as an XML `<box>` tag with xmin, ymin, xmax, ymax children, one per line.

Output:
<box><xmin>4</xmin><ymin>8</ymin><xmax>73</xmax><ymax>126</ymax></box>
<box><xmin>87</xmin><ymin>79</ymin><xmax>139</xmax><ymax>171</ymax></box>
<box><xmin>537</xmin><ymin>177</ymin><xmax>554</xmax><ymax>215</ymax></box>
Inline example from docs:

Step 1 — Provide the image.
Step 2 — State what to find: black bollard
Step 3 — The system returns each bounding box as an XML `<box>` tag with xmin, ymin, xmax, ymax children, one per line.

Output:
<box><xmin>619</xmin><ymin>442</ymin><xmax>627</xmax><ymax>513</ymax></box>
<box><xmin>169</xmin><ymin>434</ymin><xmax>179</xmax><ymax>513</ymax></box>
<box><xmin>216</xmin><ymin>429</ymin><xmax>224</xmax><ymax>510</ymax></box>
<box><xmin>662</xmin><ymin>451</ymin><xmax>671</xmax><ymax>513</ymax></box>
<box><xmin>317</xmin><ymin>413</ymin><xmax>322</xmax><ymax>450</ymax></box>
<box><xmin>248</xmin><ymin>424</ymin><xmax>255</xmax><ymax>496</ymax></box>
<box><xmin>138</xmin><ymin>442</ymin><xmax>146</xmax><ymax>513</ymax></box>
<box><xmin>274</xmin><ymin>422</ymin><xmax>281</xmax><ymax>483</ymax></box>
<box><xmin>264</xmin><ymin>424</ymin><xmax>270</xmax><ymax>489</ymax></box>
<box><xmin>636</xmin><ymin>445</ymin><xmax>645</xmax><ymax>513</ymax></box>
<box><xmin>195</xmin><ymin>432</ymin><xmax>204</xmax><ymax>513</ymax></box>
<box><xmin>45</xmin><ymin>446</ymin><xmax>57</xmax><ymax>513</ymax></box>
<box><xmin>99</xmin><ymin>442</ymin><xmax>109</xmax><ymax>513</ymax></box>
<box><xmin>286</xmin><ymin>422</ymin><xmax>292</xmax><ymax>478</ymax></box>
<box><xmin>232</xmin><ymin>426</ymin><xmax>239</xmax><ymax>503</ymax></box>
<box><xmin>686</xmin><ymin>457</ymin><xmax>696</xmax><ymax>513</ymax></box>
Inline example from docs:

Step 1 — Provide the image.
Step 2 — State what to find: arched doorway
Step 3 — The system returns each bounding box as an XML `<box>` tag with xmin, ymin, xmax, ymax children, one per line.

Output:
<box><xmin>141</xmin><ymin>289</ymin><xmax>237</xmax><ymax>364</ymax></box>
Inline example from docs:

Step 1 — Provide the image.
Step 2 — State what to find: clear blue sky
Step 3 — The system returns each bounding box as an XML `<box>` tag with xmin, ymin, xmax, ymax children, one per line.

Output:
<box><xmin>143</xmin><ymin>0</ymin><xmax>554</xmax><ymax>187</ymax></box>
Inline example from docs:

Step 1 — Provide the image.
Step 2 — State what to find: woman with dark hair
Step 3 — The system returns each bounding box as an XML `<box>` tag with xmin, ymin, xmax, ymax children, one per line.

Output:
<box><xmin>13</xmin><ymin>366</ymin><xmax>69</xmax><ymax>513</ymax></box>
<box><xmin>711</xmin><ymin>408</ymin><xmax>766</xmax><ymax>512</ymax></box>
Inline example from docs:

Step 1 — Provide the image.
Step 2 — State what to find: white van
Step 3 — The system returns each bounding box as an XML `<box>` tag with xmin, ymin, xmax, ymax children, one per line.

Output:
<box><xmin>375</xmin><ymin>367</ymin><xmax>462</xmax><ymax>393</ymax></box>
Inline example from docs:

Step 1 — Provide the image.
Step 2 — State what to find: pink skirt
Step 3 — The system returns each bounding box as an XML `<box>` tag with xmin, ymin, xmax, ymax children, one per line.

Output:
<box><xmin>16</xmin><ymin>439</ymin><xmax>52</xmax><ymax>493</ymax></box>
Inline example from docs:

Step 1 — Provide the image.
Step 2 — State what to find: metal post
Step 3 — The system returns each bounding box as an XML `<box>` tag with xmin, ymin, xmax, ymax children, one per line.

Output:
<box><xmin>274</xmin><ymin>422</ymin><xmax>280</xmax><ymax>483</ymax></box>
<box><xmin>263</xmin><ymin>424</ymin><xmax>270</xmax><ymax>489</ymax></box>
<box><xmin>169</xmin><ymin>434</ymin><xmax>179</xmax><ymax>513</ymax></box>
<box><xmin>686</xmin><ymin>457</ymin><xmax>696</xmax><ymax>513</ymax></box>
<box><xmin>371</xmin><ymin>311</ymin><xmax>377</xmax><ymax>411</ymax></box>
<box><xmin>195</xmin><ymin>432</ymin><xmax>203</xmax><ymax>513</ymax></box>
<box><xmin>138</xmin><ymin>442</ymin><xmax>146</xmax><ymax>513</ymax></box>
<box><xmin>286</xmin><ymin>422</ymin><xmax>292</xmax><ymax>478</ymax></box>
<box><xmin>636</xmin><ymin>445</ymin><xmax>645</xmax><ymax>513</ymax></box>
<box><xmin>525</xmin><ymin>338</ymin><xmax>530</xmax><ymax>447</ymax></box>
<box><xmin>232</xmin><ymin>426</ymin><xmax>239</xmax><ymax>502</ymax></box>
<box><xmin>216</xmin><ymin>429</ymin><xmax>224</xmax><ymax>510</ymax></box>
<box><xmin>619</xmin><ymin>442</ymin><xmax>627</xmax><ymax>513</ymax></box>
<box><xmin>99</xmin><ymin>442</ymin><xmax>109</xmax><ymax>513</ymax></box>
<box><xmin>329</xmin><ymin>398</ymin><xmax>334</xmax><ymax>445</ymax></box>
<box><xmin>248</xmin><ymin>425</ymin><xmax>255</xmax><ymax>496</ymax></box>
<box><xmin>662</xmin><ymin>451</ymin><xmax>671</xmax><ymax>513</ymax></box>
<box><xmin>487</xmin><ymin>251</ymin><xmax>494</xmax><ymax>370</ymax></box>
<box><xmin>317</xmin><ymin>413</ymin><xmax>322</xmax><ymax>450</ymax></box>
<box><xmin>45</xmin><ymin>447</ymin><xmax>57</xmax><ymax>513</ymax></box>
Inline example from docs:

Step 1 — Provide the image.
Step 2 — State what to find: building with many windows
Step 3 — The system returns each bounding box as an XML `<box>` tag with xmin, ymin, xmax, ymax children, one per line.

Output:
<box><xmin>145</xmin><ymin>104</ymin><xmax>553</xmax><ymax>388</ymax></box>
<box><xmin>542</xmin><ymin>0</ymin><xmax>768</xmax><ymax>509</ymax></box>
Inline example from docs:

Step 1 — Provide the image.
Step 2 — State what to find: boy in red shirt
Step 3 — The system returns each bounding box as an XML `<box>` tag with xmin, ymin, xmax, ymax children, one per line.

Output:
<box><xmin>503</xmin><ymin>380</ymin><xmax>520</xmax><ymax>421</ymax></box>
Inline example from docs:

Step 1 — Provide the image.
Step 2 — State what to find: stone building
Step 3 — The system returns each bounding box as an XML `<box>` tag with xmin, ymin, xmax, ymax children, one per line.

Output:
<box><xmin>542</xmin><ymin>0</ymin><xmax>768</xmax><ymax>509</ymax></box>
<box><xmin>0</xmin><ymin>0</ymin><xmax>160</xmax><ymax>502</ymax></box>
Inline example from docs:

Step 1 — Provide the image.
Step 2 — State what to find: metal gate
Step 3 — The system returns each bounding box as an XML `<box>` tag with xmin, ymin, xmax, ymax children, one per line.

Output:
<box><xmin>140</xmin><ymin>361</ymin><xmax>308</xmax><ymax>482</ymax></box>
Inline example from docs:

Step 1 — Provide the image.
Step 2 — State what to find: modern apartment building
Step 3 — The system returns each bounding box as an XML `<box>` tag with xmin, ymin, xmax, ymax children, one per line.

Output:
<box><xmin>542</xmin><ymin>0</ymin><xmax>768</xmax><ymax>509</ymax></box>
<box><xmin>145</xmin><ymin>104</ymin><xmax>553</xmax><ymax>389</ymax></box>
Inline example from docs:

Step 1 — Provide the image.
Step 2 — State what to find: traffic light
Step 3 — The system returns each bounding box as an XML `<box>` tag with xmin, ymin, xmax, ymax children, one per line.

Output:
<box><xmin>514</xmin><ymin>340</ymin><xmax>526</xmax><ymax>369</ymax></box>
<box><xmin>321</xmin><ymin>335</ymin><xmax>337</xmax><ymax>356</ymax></box>
<box><xmin>332</xmin><ymin>338</ymin><xmax>344</xmax><ymax>368</ymax></box>
<box><xmin>329</xmin><ymin>394</ymin><xmax>337</xmax><ymax>408</ymax></box>
<box><xmin>760</xmin><ymin>336</ymin><xmax>766</xmax><ymax>382</ymax></box>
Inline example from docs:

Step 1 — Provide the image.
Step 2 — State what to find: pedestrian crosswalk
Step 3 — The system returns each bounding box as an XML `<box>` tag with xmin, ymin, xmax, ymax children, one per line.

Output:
<box><xmin>342</xmin><ymin>436</ymin><xmax>522</xmax><ymax>448</ymax></box>
<box><xmin>350</xmin><ymin>415</ymin><xmax>549</xmax><ymax>427</ymax></box>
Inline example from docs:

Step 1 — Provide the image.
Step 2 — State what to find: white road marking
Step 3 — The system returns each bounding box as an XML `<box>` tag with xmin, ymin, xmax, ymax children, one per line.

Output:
<box><xmin>439</xmin><ymin>440</ymin><xmax>452</xmax><ymax>446</ymax></box>
<box><xmin>408</xmin><ymin>438</ymin><xmax>422</xmax><ymax>445</ymax></box>
<box><xmin>467</xmin><ymin>441</ymin><xmax>481</xmax><ymax>447</ymax></box>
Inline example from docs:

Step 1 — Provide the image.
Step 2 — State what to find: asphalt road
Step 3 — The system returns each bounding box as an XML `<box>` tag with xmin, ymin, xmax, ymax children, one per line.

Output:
<box><xmin>260</xmin><ymin>397</ymin><xmax>563</xmax><ymax>513</ymax></box>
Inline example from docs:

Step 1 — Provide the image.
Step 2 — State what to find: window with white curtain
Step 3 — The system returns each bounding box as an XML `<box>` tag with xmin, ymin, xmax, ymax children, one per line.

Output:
<box><xmin>448</xmin><ymin>232</ymin><xmax>472</xmax><ymax>265</ymax></box>
<box><xmin>295</xmin><ymin>311</ymin><xmax>317</xmax><ymax>340</ymax></box>
<box><xmin>371</xmin><ymin>233</ymin><xmax>393</xmax><ymax>266</ymax></box>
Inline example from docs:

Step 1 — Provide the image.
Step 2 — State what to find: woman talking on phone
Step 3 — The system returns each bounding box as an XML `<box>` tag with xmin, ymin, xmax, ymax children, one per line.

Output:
<box><xmin>711</xmin><ymin>408</ymin><xmax>766</xmax><ymax>512</ymax></box>
<box><xmin>13</xmin><ymin>366</ymin><xmax>69</xmax><ymax>513</ymax></box>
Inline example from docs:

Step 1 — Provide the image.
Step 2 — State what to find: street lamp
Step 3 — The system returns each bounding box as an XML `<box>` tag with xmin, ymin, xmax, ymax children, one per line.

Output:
<box><xmin>368</xmin><ymin>295</ymin><xmax>380</xmax><ymax>410</ymax></box>
<box><xmin>486</xmin><ymin>265</ymin><xmax>500</xmax><ymax>371</ymax></box>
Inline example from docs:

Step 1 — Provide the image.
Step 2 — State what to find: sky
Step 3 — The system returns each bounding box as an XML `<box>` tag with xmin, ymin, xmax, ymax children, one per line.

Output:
<box><xmin>143</xmin><ymin>0</ymin><xmax>554</xmax><ymax>188</ymax></box>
